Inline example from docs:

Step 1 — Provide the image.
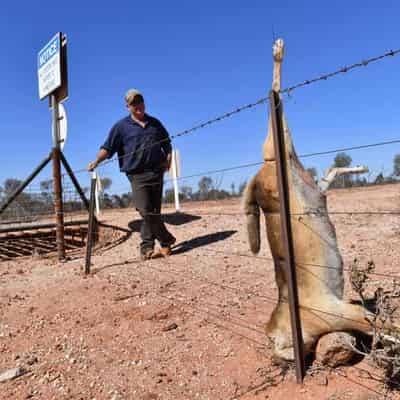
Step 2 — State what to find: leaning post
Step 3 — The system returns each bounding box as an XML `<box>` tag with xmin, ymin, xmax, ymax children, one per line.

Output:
<box><xmin>269</xmin><ymin>89</ymin><xmax>306</xmax><ymax>383</ymax></box>
<box><xmin>84</xmin><ymin>172</ymin><xmax>97</xmax><ymax>275</ymax></box>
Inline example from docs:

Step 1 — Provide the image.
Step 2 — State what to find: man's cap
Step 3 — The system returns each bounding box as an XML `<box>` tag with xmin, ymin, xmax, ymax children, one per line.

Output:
<box><xmin>125</xmin><ymin>88</ymin><xmax>144</xmax><ymax>105</ymax></box>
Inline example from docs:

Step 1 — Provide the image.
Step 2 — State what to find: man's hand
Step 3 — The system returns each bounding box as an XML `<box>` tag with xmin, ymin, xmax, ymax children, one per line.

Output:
<box><xmin>87</xmin><ymin>149</ymin><xmax>109</xmax><ymax>172</ymax></box>
<box><xmin>162</xmin><ymin>153</ymin><xmax>172</xmax><ymax>173</ymax></box>
<box><xmin>87</xmin><ymin>161</ymin><xmax>98</xmax><ymax>172</ymax></box>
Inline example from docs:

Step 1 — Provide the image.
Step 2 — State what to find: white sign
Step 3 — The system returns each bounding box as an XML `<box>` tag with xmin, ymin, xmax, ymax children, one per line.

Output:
<box><xmin>52</xmin><ymin>103</ymin><xmax>68</xmax><ymax>150</ymax></box>
<box><xmin>38</xmin><ymin>33</ymin><xmax>62</xmax><ymax>100</ymax></box>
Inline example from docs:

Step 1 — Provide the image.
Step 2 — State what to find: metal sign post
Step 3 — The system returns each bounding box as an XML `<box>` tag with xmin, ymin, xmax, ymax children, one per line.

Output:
<box><xmin>38</xmin><ymin>32</ymin><xmax>68</xmax><ymax>261</ymax></box>
<box><xmin>270</xmin><ymin>90</ymin><xmax>305</xmax><ymax>383</ymax></box>
<box><xmin>85</xmin><ymin>172</ymin><xmax>98</xmax><ymax>275</ymax></box>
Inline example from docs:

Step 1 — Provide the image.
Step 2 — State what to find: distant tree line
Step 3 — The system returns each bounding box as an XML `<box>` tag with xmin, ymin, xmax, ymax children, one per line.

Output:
<box><xmin>162</xmin><ymin>176</ymin><xmax>248</xmax><ymax>204</ymax></box>
<box><xmin>1</xmin><ymin>152</ymin><xmax>400</xmax><ymax>217</ymax></box>
<box><xmin>0</xmin><ymin>178</ymin><xmax>88</xmax><ymax>221</ymax></box>
<box><xmin>98</xmin><ymin>176</ymin><xmax>248</xmax><ymax>209</ymax></box>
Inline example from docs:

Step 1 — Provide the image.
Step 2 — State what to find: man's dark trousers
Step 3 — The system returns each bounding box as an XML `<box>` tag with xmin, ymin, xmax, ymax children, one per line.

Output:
<box><xmin>128</xmin><ymin>170</ymin><xmax>175</xmax><ymax>254</ymax></box>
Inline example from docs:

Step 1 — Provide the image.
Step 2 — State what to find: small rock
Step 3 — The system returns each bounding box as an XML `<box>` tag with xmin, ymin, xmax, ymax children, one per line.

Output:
<box><xmin>26</xmin><ymin>356</ymin><xmax>38</xmax><ymax>366</ymax></box>
<box><xmin>152</xmin><ymin>312</ymin><xmax>169</xmax><ymax>321</ymax></box>
<box><xmin>142</xmin><ymin>393</ymin><xmax>158</xmax><ymax>400</ymax></box>
<box><xmin>162</xmin><ymin>323</ymin><xmax>178</xmax><ymax>332</ymax></box>
<box><xmin>0</xmin><ymin>367</ymin><xmax>26</xmax><ymax>383</ymax></box>
<box><xmin>315</xmin><ymin>332</ymin><xmax>357</xmax><ymax>367</ymax></box>
<box><xmin>316</xmin><ymin>375</ymin><xmax>328</xmax><ymax>386</ymax></box>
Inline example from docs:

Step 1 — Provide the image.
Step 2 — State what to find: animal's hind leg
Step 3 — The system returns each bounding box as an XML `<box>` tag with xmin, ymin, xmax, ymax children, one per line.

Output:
<box><xmin>265</xmin><ymin>302</ymin><xmax>297</xmax><ymax>361</ymax></box>
<box><xmin>265</xmin><ymin>300</ymin><xmax>334</xmax><ymax>360</ymax></box>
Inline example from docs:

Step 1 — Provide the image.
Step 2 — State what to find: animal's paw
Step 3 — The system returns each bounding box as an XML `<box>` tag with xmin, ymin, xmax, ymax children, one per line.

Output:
<box><xmin>273</xmin><ymin>38</ymin><xmax>284</xmax><ymax>62</ymax></box>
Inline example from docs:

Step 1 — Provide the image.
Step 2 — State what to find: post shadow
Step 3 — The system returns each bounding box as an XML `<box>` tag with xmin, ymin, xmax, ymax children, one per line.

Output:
<box><xmin>128</xmin><ymin>212</ymin><xmax>202</xmax><ymax>232</ymax></box>
<box><xmin>172</xmin><ymin>230</ymin><xmax>237</xmax><ymax>255</ymax></box>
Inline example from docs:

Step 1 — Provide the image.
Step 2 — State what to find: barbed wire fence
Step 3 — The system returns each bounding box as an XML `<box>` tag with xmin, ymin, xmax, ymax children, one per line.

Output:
<box><xmin>1</xmin><ymin>45</ymin><xmax>400</xmax><ymax>395</ymax></box>
<box><xmin>2</xmin><ymin>46</ymin><xmax>399</xmax><ymax>222</ymax></box>
<box><xmin>88</xmin><ymin>47</ymin><xmax>400</xmax><ymax>394</ymax></box>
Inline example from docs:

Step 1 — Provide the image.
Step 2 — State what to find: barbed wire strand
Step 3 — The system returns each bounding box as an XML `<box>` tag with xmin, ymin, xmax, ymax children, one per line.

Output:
<box><xmin>61</xmin><ymin>47</ymin><xmax>400</xmax><ymax>176</ymax></box>
<box><xmin>72</xmin><ymin>204</ymin><xmax>400</xmax><ymax>282</ymax></box>
<box><xmin>94</xmin><ymin>49</ymin><xmax>400</xmax><ymax>173</ymax></box>
<box><xmin>98</xmin><ymin>137</ymin><xmax>400</xmax><ymax>193</ymax></box>
<box><xmin>280</xmin><ymin>48</ymin><xmax>400</xmax><ymax>95</ymax></box>
<box><xmin>99</xmin><ymin>249</ymin><xmax>371</xmax><ymax>329</ymax></box>
<box><xmin>4</xmin><ymin>193</ymin><xmax>400</xmax><ymax>221</ymax></box>
<box><xmin>159</xmin><ymin>209</ymin><xmax>400</xmax><ymax>217</ymax></box>
<box><xmin>157</xmin><ymin>292</ymin><xmax>270</xmax><ymax>348</ymax></box>
<box><xmin>186</xmin><ymin>245</ymin><xmax>400</xmax><ymax>282</ymax></box>
<box><xmin>6</xmin><ymin>198</ymin><xmax>397</xmax><ymax>281</ymax></box>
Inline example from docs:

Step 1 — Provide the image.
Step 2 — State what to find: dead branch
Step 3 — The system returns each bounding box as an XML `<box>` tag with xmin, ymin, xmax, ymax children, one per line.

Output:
<box><xmin>318</xmin><ymin>166</ymin><xmax>368</xmax><ymax>192</ymax></box>
<box><xmin>349</xmin><ymin>260</ymin><xmax>400</xmax><ymax>388</ymax></box>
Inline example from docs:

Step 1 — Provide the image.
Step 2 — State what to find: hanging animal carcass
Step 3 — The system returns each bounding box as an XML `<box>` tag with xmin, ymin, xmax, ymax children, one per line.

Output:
<box><xmin>243</xmin><ymin>39</ymin><xmax>381</xmax><ymax>360</ymax></box>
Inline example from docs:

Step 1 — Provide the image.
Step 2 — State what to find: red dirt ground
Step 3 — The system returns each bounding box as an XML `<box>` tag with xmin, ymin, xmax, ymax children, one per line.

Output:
<box><xmin>1</xmin><ymin>184</ymin><xmax>400</xmax><ymax>399</ymax></box>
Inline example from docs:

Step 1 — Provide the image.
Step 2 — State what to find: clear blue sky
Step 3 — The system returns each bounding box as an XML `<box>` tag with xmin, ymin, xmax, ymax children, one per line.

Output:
<box><xmin>1</xmin><ymin>0</ymin><xmax>399</xmax><ymax>194</ymax></box>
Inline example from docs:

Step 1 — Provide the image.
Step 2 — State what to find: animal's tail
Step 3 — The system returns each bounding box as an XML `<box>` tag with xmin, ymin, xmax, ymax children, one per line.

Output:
<box><xmin>242</xmin><ymin>176</ymin><xmax>260</xmax><ymax>254</ymax></box>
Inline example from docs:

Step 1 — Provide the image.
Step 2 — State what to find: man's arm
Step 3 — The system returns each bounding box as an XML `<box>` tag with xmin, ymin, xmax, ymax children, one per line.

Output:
<box><xmin>87</xmin><ymin>148</ymin><xmax>109</xmax><ymax>171</ymax></box>
<box><xmin>157</xmin><ymin>121</ymin><xmax>172</xmax><ymax>172</ymax></box>
<box><xmin>88</xmin><ymin>123</ymin><xmax>120</xmax><ymax>171</ymax></box>
<box><xmin>165</xmin><ymin>152</ymin><xmax>172</xmax><ymax>171</ymax></box>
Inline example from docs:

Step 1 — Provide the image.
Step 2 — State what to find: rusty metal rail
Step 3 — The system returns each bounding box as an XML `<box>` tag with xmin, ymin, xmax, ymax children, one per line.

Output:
<box><xmin>0</xmin><ymin>219</ymin><xmax>89</xmax><ymax>235</ymax></box>
<box><xmin>0</xmin><ymin>220</ymin><xmax>89</xmax><ymax>261</ymax></box>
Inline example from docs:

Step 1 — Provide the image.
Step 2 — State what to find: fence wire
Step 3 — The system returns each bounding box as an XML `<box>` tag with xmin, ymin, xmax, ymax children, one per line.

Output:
<box><xmin>1</xmin><ymin>42</ymin><xmax>399</xmax><ymax>399</ymax></box>
<box><xmin>94</xmin><ymin>248</ymin><xmax>395</xmax><ymax>396</ymax></box>
<box><xmin>0</xmin><ymin>180</ymin><xmax>88</xmax><ymax>227</ymax></box>
<box><xmin>51</xmin><ymin>46</ymin><xmax>400</xmax><ymax>177</ymax></box>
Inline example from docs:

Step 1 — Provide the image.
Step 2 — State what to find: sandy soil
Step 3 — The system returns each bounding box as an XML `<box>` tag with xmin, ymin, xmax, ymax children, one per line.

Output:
<box><xmin>0</xmin><ymin>184</ymin><xmax>400</xmax><ymax>400</ymax></box>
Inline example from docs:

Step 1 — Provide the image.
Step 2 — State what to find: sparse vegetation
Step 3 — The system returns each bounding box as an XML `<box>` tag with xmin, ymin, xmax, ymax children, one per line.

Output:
<box><xmin>349</xmin><ymin>259</ymin><xmax>400</xmax><ymax>388</ymax></box>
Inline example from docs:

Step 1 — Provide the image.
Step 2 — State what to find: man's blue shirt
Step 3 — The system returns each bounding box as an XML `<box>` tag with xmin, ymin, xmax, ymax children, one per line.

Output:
<box><xmin>101</xmin><ymin>114</ymin><xmax>172</xmax><ymax>174</ymax></box>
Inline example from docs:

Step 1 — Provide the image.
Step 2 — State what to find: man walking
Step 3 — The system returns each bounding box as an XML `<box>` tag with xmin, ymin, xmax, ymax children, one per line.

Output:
<box><xmin>88</xmin><ymin>89</ymin><xmax>176</xmax><ymax>260</ymax></box>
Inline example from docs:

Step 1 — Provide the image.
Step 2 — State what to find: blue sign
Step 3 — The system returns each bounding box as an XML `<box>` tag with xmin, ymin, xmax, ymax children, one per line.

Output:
<box><xmin>37</xmin><ymin>33</ymin><xmax>62</xmax><ymax>100</ymax></box>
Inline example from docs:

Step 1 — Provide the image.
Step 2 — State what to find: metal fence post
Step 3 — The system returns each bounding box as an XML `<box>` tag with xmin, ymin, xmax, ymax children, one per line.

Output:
<box><xmin>85</xmin><ymin>172</ymin><xmax>97</xmax><ymax>275</ymax></box>
<box><xmin>269</xmin><ymin>89</ymin><xmax>306</xmax><ymax>383</ymax></box>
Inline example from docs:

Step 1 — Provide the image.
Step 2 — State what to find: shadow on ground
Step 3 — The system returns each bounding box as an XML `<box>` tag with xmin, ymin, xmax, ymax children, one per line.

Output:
<box><xmin>128</xmin><ymin>212</ymin><xmax>202</xmax><ymax>232</ymax></box>
<box><xmin>172</xmin><ymin>230</ymin><xmax>237</xmax><ymax>255</ymax></box>
<box><xmin>91</xmin><ymin>230</ymin><xmax>237</xmax><ymax>273</ymax></box>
